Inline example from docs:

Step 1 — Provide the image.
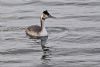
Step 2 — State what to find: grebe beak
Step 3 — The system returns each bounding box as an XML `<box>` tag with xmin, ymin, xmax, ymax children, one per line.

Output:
<box><xmin>49</xmin><ymin>14</ymin><xmax>56</xmax><ymax>18</ymax></box>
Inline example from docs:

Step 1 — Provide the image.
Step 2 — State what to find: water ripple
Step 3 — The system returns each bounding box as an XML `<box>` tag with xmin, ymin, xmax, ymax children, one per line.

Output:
<box><xmin>41</xmin><ymin>2</ymin><xmax>100</xmax><ymax>6</ymax></box>
<box><xmin>47</xmin><ymin>27</ymin><xmax>67</xmax><ymax>33</ymax></box>
<box><xmin>0</xmin><ymin>0</ymin><xmax>40</xmax><ymax>6</ymax></box>
<box><xmin>1</xmin><ymin>1</ymin><xmax>100</xmax><ymax>7</ymax></box>
<box><xmin>0</xmin><ymin>0</ymin><xmax>100</xmax><ymax>67</ymax></box>
<box><xmin>57</xmin><ymin>15</ymin><xmax>100</xmax><ymax>22</ymax></box>
<box><xmin>0</xmin><ymin>48</ymin><xmax>41</xmax><ymax>55</ymax></box>
<box><xmin>73</xmin><ymin>27</ymin><xmax>100</xmax><ymax>32</ymax></box>
<box><xmin>0</xmin><ymin>27</ymin><xmax>25</xmax><ymax>32</ymax></box>
<box><xmin>54</xmin><ymin>48</ymin><xmax>100</xmax><ymax>56</ymax></box>
<box><xmin>0</xmin><ymin>16</ymin><xmax>38</xmax><ymax>21</ymax></box>
<box><xmin>0</xmin><ymin>60</ymin><xmax>28</xmax><ymax>63</ymax></box>
<box><xmin>60</xmin><ymin>35</ymin><xmax>100</xmax><ymax>44</ymax></box>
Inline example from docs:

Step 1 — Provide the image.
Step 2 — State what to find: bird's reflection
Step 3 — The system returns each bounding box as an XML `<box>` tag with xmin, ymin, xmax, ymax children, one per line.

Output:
<box><xmin>40</xmin><ymin>36</ymin><xmax>51</xmax><ymax>64</ymax></box>
<box><xmin>28</xmin><ymin>36</ymin><xmax>51</xmax><ymax>63</ymax></box>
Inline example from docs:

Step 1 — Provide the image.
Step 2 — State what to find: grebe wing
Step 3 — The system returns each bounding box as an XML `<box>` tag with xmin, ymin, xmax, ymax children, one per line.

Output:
<box><xmin>27</xmin><ymin>25</ymin><xmax>41</xmax><ymax>33</ymax></box>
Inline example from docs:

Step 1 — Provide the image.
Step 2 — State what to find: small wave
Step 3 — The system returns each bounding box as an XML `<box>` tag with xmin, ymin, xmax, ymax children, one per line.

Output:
<box><xmin>75</xmin><ymin>2</ymin><xmax>100</xmax><ymax>6</ymax></box>
<box><xmin>0</xmin><ymin>0</ymin><xmax>100</xmax><ymax>7</ymax></box>
<box><xmin>0</xmin><ymin>16</ymin><xmax>38</xmax><ymax>21</ymax></box>
<box><xmin>15</xmin><ymin>10</ymin><xmax>34</xmax><ymax>13</ymax></box>
<box><xmin>57</xmin><ymin>15</ymin><xmax>100</xmax><ymax>22</ymax></box>
<box><xmin>53</xmin><ymin>48</ymin><xmax>100</xmax><ymax>57</ymax></box>
<box><xmin>39</xmin><ymin>1</ymin><xmax>100</xmax><ymax>6</ymax></box>
<box><xmin>65</xmin><ymin>60</ymin><xmax>86</xmax><ymax>63</ymax></box>
<box><xmin>60</xmin><ymin>35</ymin><xmax>100</xmax><ymax>44</ymax></box>
<box><xmin>0</xmin><ymin>10</ymin><xmax>34</xmax><ymax>15</ymax></box>
<box><xmin>0</xmin><ymin>0</ymin><xmax>40</xmax><ymax>6</ymax></box>
<box><xmin>47</xmin><ymin>27</ymin><xmax>67</xmax><ymax>33</ymax></box>
<box><xmin>0</xmin><ymin>27</ymin><xmax>25</xmax><ymax>32</ymax></box>
<box><xmin>0</xmin><ymin>48</ymin><xmax>41</xmax><ymax>55</ymax></box>
<box><xmin>72</xmin><ymin>27</ymin><xmax>100</xmax><ymax>32</ymax></box>
<box><xmin>0</xmin><ymin>60</ymin><xmax>28</xmax><ymax>63</ymax></box>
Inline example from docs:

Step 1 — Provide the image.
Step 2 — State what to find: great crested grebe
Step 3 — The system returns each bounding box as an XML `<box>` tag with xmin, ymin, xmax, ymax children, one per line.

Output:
<box><xmin>25</xmin><ymin>10</ymin><xmax>54</xmax><ymax>39</ymax></box>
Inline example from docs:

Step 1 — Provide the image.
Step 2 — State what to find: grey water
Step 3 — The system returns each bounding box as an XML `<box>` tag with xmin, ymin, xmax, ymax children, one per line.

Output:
<box><xmin>0</xmin><ymin>0</ymin><xmax>100</xmax><ymax>67</ymax></box>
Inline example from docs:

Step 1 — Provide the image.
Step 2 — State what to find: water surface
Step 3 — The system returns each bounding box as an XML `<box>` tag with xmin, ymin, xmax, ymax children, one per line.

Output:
<box><xmin>0</xmin><ymin>0</ymin><xmax>100</xmax><ymax>67</ymax></box>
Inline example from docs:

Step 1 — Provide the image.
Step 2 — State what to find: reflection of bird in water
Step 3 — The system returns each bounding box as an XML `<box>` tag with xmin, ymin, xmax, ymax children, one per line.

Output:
<box><xmin>41</xmin><ymin>54</ymin><xmax>51</xmax><ymax>64</ymax></box>
<box><xmin>41</xmin><ymin>36</ymin><xmax>51</xmax><ymax>64</ymax></box>
<box><xmin>25</xmin><ymin>10</ymin><xmax>55</xmax><ymax>50</ymax></box>
<box><xmin>41</xmin><ymin>46</ymin><xmax>51</xmax><ymax>64</ymax></box>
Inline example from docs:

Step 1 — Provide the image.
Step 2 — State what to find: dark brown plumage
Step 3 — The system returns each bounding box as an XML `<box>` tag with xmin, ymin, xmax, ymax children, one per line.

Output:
<box><xmin>25</xmin><ymin>25</ymin><xmax>42</xmax><ymax>39</ymax></box>
<box><xmin>27</xmin><ymin>25</ymin><xmax>41</xmax><ymax>33</ymax></box>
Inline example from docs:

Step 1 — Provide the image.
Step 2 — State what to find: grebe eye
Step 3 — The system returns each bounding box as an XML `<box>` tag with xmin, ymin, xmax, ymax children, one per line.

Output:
<box><xmin>42</xmin><ymin>17</ymin><xmax>45</xmax><ymax>20</ymax></box>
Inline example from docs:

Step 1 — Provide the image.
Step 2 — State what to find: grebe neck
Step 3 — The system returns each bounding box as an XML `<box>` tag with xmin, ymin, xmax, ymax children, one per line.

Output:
<box><xmin>40</xmin><ymin>17</ymin><xmax>45</xmax><ymax>31</ymax></box>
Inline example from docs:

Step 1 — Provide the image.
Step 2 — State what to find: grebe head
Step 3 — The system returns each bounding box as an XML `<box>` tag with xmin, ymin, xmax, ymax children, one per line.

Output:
<box><xmin>41</xmin><ymin>10</ymin><xmax>55</xmax><ymax>20</ymax></box>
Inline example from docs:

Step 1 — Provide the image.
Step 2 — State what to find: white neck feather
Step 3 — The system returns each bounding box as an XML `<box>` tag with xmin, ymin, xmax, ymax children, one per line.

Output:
<box><xmin>40</xmin><ymin>14</ymin><xmax>48</xmax><ymax>36</ymax></box>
